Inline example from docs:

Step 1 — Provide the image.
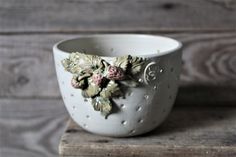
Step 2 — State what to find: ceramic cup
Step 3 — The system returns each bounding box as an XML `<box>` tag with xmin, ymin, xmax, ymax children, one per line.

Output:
<box><xmin>53</xmin><ymin>34</ymin><xmax>182</xmax><ymax>137</ymax></box>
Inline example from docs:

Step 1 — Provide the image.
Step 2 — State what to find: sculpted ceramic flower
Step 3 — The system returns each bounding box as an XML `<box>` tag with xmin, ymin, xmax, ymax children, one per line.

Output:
<box><xmin>92</xmin><ymin>73</ymin><xmax>104</xmax><ymax>86</ymax></box>
<box><xmin>106</xmin><ymin>65</ymin><xmax>125</xmax><ymax>80</ymax></box>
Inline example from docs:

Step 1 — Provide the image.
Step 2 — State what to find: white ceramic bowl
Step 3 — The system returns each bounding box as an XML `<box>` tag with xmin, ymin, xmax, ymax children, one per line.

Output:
<box><xmin>53</xmin><ymin>34</ymin><xmax>182</xmax><ymax>137</ymax></box>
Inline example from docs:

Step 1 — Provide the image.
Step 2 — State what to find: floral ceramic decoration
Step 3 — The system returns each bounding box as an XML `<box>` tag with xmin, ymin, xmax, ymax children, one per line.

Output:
<box><xmin>61</xmin><ymin>52</ymin><xmax>146</xmax><ymax>118</ymax></box>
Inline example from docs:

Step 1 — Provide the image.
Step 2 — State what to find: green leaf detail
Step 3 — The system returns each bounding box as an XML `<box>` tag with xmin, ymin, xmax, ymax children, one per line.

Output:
<box><xmin>81</xmin><ymin>79</ymin><xmax>101</xmax><ymax>98</ymax></box>
<box><xmin>113</xmin><ymin>55</ymin><xmax>130</xmax><ymax>71</ymax></box>
<box><xmin>100</xmin><ymin>81</ymin><xmax>121</xmax><ymax>98</ymax></box>
<box><xmin>129</xmin><ymin>56</ymin><xmax>145</xmax><ymax>75</ymax></box>
<box><xmin>61</xmin><ymin>58</ymin><xmax>81</xmax><ymax>74</ymax></box>
<box><xmin>61</xmin><ymin>52</ymin><xmax>104</xmax><ymax>74</ymax></box>
<box><xmin>74</xmin><ymin>52</ymin><xmax>103</xmax><ymax>68</ymax></box>
<box><xmin>92</xmin><ymin>97</ymin><xmax>112</xmax><ymax>118</ymax></box>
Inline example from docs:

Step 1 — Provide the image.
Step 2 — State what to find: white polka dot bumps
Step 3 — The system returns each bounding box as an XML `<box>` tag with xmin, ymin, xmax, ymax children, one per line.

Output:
<box><xmin>53</xmin><ymin>34</ymin><xmax>182</xmax><ymax>137</ymax></box>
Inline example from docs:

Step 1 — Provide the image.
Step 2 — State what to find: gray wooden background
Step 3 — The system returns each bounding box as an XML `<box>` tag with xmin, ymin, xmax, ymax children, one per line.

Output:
<box><xmin>0</xmin><ymin>0</ymin><xmax>236</xmax><ymax>157</ymax></box>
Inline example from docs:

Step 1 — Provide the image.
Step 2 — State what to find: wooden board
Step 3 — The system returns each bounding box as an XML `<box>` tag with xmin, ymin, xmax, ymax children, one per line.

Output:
<box><xmin>1</xmin><ymin>0</ymin><xmax>236</xmax><ymax>33</ymax></box>
<box><xmin>0</xmin><ymin>32</ymin><xmax>236</xmax><ymax>105</ymax></box>
<box><xmin>0</xmin><ymin>98</ymin><xmax>68</xmax><ymax>157</ymax></box>
<box><xmin>59</xmin><ymin>106</ymin><xmax>236</xmax><ymax>157</ymax></box>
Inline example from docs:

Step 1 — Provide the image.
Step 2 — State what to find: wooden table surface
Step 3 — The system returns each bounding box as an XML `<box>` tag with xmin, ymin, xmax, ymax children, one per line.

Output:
<box><xmin>1</xmin><ymin>0</ymin><xmax>236</xmax><ymax>157</ymax></box>
<box><xmin>59</xmin><ymin>106</ymin><xmax>236</xmax><ymax>157</ymax></box>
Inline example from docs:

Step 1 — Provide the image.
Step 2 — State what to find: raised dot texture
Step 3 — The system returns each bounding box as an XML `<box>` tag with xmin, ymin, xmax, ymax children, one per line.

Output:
<box><xmin>129</xmin><ymin>130</ymin><xmax>136</xmax><ymax>134</ymax></box>
<box><xmin>160</xmin><ymin>69</ymin><xmax>163</xmax><ymax>73</ymax></box>
<box><xmin>120</xmin><ymin>104</ymin><xmax>125</xmax><ymax>108</ymax></box>
<box><xmin>144</xmin><ymin>95</ymin><xmax>149</xmax><ymax>100</ymax></box>
<box><xmin>153</xmin><ymin>85</ymin><xmax>157</xmax><ymax>90</ymax></box>
<box><xmin>138</xmin><ymin>78</ymin><xmax>143</xmax><ymax>83</ymax></box>
<box><xmin>136</xmin><ymin>106</ymin><xmax>142</xmax><ymax>111</ymax></box>
<box><xmin>121</xmin><ymin>120</ymin><xmax>127</xmax><ymax>125</ymax></box>
<box><xmin>138</xmin><ymin>119</ymin><xmax>144</xmax><ymax>123</ymax></box>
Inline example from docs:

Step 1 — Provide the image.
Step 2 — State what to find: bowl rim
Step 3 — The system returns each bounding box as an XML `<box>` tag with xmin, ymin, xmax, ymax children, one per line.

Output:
<box><xmin>53</xmin><ymin>34</ymin><xmax>182</xmax><ymax>58</ymax></box>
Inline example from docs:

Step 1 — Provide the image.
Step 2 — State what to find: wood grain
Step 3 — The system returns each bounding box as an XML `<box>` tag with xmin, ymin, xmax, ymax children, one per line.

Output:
<box><xmin>60</xmin><ymin>106</ymin><xmax>236</xmax><ymax>157</ymax></box>
<box><xmin>0</xmin><ymin>98</ymin><xmax>68</xmax><ymax>157</ymax></box>
<box><xmin>0</xmin><ymin>33</ymin><xmax>236</xmax><ymax>104</ymax></box>
<box><xmin>0</xmin><ymin>35</ymin><xmax>63</xmax><ymax>98</ymax></box>
<box><xmin>0</xmin><ymin>0</ymin><xmax>236</xmax><ymax>33</ymax></box>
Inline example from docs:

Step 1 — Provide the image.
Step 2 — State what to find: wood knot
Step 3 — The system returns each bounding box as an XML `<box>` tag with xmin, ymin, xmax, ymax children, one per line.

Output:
<box><xmin>162</xmin><ymin>3</ymin><xmax>175</xmax><ymax>10</ymax></box>
<box><xmin>17</xmin><ymin>75</ymin><xmax>29</xmax><ymax>85</ymax></box>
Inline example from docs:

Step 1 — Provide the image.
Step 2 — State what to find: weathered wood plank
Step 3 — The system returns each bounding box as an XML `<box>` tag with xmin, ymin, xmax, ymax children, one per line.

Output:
<box><xmin>0</xmin><ymin>35</ymin><xmax>62</xmax><ymax>98</ymax></box>
<box><xmin>60</xmin><ymin>106</ymin><xmax>236</xmax><ymax>157</ymax></box>
<box><xmin>0</xmin><ymin>98</ymin><xmax>68</xmax><ymax>157</ymax></box>
<box><xmin>0</xmin><ymin>0</ymin><xmax>236</xmax><ymax>33</ymax></box>
<box><xmin>0</xmin><ymin>33</ymin><xmax>236</xmax><ymax>105</ymax></box>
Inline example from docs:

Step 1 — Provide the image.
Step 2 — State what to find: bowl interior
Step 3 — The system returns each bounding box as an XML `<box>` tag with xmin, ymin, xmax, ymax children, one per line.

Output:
<box><xmin>55</xmin><ymin>34</ymin><xmax>181</xmax><ymax>57</ymax></box>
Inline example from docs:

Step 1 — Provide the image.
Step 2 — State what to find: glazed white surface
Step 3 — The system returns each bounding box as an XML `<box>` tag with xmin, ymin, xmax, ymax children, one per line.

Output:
<box><xmin>53</xmin><ymin>34</ymin><xmax>182</xmax><ymax>137</ymax></box>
